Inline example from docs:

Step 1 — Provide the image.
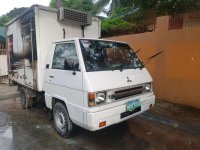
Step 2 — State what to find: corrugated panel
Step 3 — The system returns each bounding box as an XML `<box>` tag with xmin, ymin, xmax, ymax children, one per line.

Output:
<box><xmin>0</xmin><ymin>55</ymin><xmax>8</xmax><ymax>76</ymax></box>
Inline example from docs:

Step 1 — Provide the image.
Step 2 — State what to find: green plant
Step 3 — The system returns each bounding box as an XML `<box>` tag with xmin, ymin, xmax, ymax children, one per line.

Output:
<box><xmin>102</xmin><ymin>17</ymin><xmax>133</xmax><ymax>32</ymax></box>
<box><xmin>0</xmin><ymin>15</ymin><xmax>11</xmax><ymax>26</ymax></box>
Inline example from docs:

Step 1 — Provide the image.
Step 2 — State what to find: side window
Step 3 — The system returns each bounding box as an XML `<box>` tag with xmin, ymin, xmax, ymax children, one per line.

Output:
<box><xmin>52</xmin><ymin>42</ymin><xmax>79</xmax><ymax>70</ymax></box>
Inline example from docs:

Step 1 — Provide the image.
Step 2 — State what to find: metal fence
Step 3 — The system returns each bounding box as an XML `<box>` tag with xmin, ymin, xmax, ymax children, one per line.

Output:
<box><xmin>102</xmin><ymin>24</ymin><xmax>155</xmax><ymax>38</ymax></box>
<box><xmin>168</xmin><ymin>11</ymin><xmax>200</xmax><ymax>30</ymax></box>
<box><xmin>102</xmin><ymin>10</ymin><xmax>200</xmax><ymax>37</ymax></box>
<box><xmin>0</xmin><ymin>49</ymin><xmax>6</xmax><ymax>55</ymax></box>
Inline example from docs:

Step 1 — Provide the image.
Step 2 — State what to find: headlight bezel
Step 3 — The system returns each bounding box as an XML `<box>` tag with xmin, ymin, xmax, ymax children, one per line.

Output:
<box><xmin>144</xmin><ymin>82</ymin><xmax>152</xmax><ymax>92</ymax></box>
<box><xmin>88</xmin><ymin>91</ymin><xmax>106</xmax><ymax>107</ymax></box>
<box><xmin>96</xmin><ymin>92</ymin><xmax>106</xmax><ymax>103</ymax></box>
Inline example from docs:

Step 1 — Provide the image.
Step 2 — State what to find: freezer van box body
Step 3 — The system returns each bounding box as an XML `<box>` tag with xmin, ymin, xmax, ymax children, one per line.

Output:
<box><xmin>6</xmin><ymin>5</ymin><xmax>101</xmax><ymax>91</ymax></box>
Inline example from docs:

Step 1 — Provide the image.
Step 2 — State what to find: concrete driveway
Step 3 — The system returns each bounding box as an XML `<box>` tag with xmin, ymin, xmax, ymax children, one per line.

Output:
<box><xmin>0</xmin><ymin>83</ymin><xmax>200</xmax><ymax>150</ymax></box>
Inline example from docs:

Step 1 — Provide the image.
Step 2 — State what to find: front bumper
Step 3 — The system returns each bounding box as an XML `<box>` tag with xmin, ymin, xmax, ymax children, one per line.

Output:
<box><xmin>84</xmin><ymin>94</ymin><xmax>155</xmax><ymax>131</ymax></box>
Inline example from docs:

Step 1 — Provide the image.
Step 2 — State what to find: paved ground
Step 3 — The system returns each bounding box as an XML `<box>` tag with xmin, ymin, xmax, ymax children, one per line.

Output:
<box><xmin>0</xmin><ymin>81</ymin><xmax>19</xmax><ymax>100</ymax></box>
<box><xmin>0</xmin><ymin>83</ymin><xmax>200</xmax><ymax>150</ymax></box>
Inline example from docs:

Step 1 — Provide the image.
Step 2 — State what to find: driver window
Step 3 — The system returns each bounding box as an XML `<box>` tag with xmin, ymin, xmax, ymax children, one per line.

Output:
<box><xmin>52</xmin><ymin>42</ymin><xmax>79</xmax><ymax>70</ymax></box>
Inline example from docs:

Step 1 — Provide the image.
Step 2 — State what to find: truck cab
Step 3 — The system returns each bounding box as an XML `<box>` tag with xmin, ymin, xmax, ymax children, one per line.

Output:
<box><xmin>44</xmin><ymin>38</ymin><xmax>155</xmax><ymax>137</ymax></box>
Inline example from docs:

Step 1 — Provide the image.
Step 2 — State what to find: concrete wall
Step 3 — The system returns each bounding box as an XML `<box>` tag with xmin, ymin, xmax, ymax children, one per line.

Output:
<box><xmin>109</xmin><ymin>16</ymin><xmax>200</xmax><ymax>108</ymax></box>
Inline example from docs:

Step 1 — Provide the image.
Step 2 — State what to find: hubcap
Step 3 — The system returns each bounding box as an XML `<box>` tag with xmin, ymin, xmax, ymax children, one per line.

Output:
<box><xmin>55</xmin><ymin>111</ymin><xmax>66</xmax><ymax>132</ymax></box>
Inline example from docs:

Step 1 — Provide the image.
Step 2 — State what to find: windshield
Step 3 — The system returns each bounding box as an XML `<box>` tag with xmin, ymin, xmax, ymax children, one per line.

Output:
<box><xmin>79</xmin><ymin>39</ymin><xmax>143</xmax><ymax>72</ymax></box>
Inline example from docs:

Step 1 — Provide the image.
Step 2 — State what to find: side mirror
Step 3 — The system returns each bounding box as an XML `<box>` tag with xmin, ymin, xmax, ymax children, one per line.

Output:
<box><xmin>64</xmin><ymin>58</ymin><xmax>79</xmax><ymax>73</ymax></box>
<box><xmin>72</xmin><ymin>60</ymin><xmax>79</xmax><ymax>75</ymax></box>
<box><xmin>72</xmin><ymin>60</ymin><xmax>79</xmax><ymax>70</ymax></box>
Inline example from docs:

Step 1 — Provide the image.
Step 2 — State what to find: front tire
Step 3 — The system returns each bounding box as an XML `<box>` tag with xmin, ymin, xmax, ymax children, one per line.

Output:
<box><xmin>53</xmin><ymin>102</ymin><xmax>74</xmax><ymax>138</ymax></box>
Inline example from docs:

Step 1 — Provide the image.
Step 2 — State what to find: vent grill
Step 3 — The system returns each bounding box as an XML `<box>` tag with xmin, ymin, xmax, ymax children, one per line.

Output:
<box><xmin>58</xmin><ymin>7</ymin><xmax>91</xmax><ymax>26</ymax></box>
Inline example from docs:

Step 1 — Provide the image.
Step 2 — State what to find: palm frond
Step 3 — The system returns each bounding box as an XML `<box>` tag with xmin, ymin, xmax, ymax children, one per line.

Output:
<box><xmin>92</xmin><ymin>0</ymin><xmax>111</xmax><ymax>15</ymax></box>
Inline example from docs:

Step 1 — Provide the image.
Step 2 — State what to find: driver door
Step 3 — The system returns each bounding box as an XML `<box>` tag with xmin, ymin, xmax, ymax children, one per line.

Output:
<box><xmin>45</xmin><ymin>41</ymin><xmax>84</xmax><ymax>124</ymax></box>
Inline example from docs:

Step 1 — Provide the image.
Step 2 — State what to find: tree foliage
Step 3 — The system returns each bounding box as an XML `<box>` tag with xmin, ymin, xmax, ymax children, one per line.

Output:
<box><xmin>0</xmin><ymin>7</ymin><xmax>26</xmax><ymax>26</ymax></box>
<box><xmin>96</xmin><ymin>0</ymin><xmax>200</xmax><ymax>17</ymax></box>
<box><xmin>92</xmin><ymin>0</ymin><xmax>110</xmax><ymax>16</ymax></box>
<box><xmin>50</xmin><ymin>0</ymin><xmax>94</xmax><ymax>14</ymax></box>
<box><xmin>101</xmin><ymin>0</ymin><xmax>200</xmax><ymax>35</ymax></box>
<box><xmin>90</xmin><ymin>0</ymin><xmax>131</xmax><ymax>16</ymax></box>
<box><xmin>49</xmin><ymin>0</ymin><xmax>134</xmax><ymax>16</ymax></box>
<box><xmin>133</xmin><ymin>0</ymin><xmax>200</xmax><ymax>15</ymax></box>
<box><xmin>0</xmin><ymin>15</ymin><xmax>11</xmax><ymax>26</ymax></box>
<box><xmin>49</xmin><ymin>0</ymin><xmax>125</xmax><ymax>16</ymax></box>
<box><xmin>6</xmin><ymin>7</ymin><xmax>27</xmax><ymax>18</ymax></box>
<box><xmin>102</xmin><ymin>17</ymin><xmax>133</xmax><ymax>32</ymax></box>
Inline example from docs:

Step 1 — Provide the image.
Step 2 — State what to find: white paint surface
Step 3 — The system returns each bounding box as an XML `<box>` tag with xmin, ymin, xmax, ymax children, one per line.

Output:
<box><xmin>0</xmin><ymin>55</ymin><xmax>8</xmax><ymax>76</ymax></box>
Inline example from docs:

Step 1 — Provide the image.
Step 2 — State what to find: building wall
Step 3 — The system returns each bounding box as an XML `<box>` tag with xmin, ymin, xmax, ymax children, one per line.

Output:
<box><xmin>0</xmin><ymin>49</ymin><xmax>8</xmax><ymax>77</ymax></box>
<box><xmin>109</xmin><ymin>15</ymin><xmax>200</xmax><ymax>108</ymax></box>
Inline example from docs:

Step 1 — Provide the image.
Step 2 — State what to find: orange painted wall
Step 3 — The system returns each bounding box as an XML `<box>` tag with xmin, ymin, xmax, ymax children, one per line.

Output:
<box><xmin>109</xmin><ymin>16</ymin><xmax>200</xmax><ymax>108</ymax></box>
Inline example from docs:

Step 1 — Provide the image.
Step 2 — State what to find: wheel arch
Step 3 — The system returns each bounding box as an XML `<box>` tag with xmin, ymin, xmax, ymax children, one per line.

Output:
<box><xmin>51</xmin><ymin>96</ymin><xmax>69</xmax><ymax>113</ymax></box>
<box><xmin>52</xmin><ymin>97</ymin><xmax>66</xmax><ymax>108</ymax></box>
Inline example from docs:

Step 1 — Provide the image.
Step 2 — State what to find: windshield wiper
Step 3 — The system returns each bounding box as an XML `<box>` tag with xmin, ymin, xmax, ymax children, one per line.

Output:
<box><xmin>141</xmin><ymin>50</ymin><xmax>164</xmax><ymax>69</ymax></box>
<box><xmin>135</xmin><ymin>48</ymin><xmax>141</xmax><ymax>54</ymax></box>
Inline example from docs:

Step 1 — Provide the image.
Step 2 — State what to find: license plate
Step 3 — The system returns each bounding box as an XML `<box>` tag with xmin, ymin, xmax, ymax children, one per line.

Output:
<box><xmin>126</xmin><ymin>99</ymin><xmax>141</xmax><ymax>112</ymax></box>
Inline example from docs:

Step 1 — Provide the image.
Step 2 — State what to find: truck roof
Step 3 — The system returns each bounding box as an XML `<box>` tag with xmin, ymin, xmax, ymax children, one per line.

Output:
<box><xmin>53</xmin><ymin>38</ymin><xmax>128</xmax><ymax>44</ymax></box>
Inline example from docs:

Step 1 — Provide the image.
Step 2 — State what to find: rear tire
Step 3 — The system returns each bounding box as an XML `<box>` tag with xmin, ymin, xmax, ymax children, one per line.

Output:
<box><xmin>53</xmin><ymin>102</ymin><xmax>74</xmax><ymax>138</ymax></box>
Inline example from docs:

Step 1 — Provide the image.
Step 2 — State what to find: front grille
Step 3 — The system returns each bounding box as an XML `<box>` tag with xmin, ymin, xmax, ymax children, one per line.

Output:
<box><xmin>111</xmin><ymin>86</ymin><xmax>145</xmax><ymax>100</ymax></box>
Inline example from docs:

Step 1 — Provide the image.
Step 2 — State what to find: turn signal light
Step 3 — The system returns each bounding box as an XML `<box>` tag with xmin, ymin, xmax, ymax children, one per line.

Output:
<box><xmin>99</xmin><ymin>121</ymin><xmax>106</xmax><ymax>127</ymax></box>
<box><xmin>88</xmin><ymin>92</ymin><xmax>96</xmax><ymax>106</ymax></box>
<box><xmin>88</xmin><ymin>92</ymin><xmax>95</xmax><ymax>100</ymax></box>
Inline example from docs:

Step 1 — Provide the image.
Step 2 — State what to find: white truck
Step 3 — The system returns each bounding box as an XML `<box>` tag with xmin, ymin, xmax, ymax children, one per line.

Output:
<box><xmin>6</xmin><ymin>5</ymin><xmax>155</xmax><ymax>138</ymax></box>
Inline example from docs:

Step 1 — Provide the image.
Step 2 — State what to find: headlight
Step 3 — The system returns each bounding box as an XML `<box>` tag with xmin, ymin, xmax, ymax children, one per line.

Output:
<box><xmin>96</xmin><ymin>92</ymin><xmax>106</xmax><ymax>103</ymax></box>
<box><xmin>88</xmin><ymin>92</ymin><xmax>106</xmax><ymax>107</ymax></box>
<box><xmin>144</xmin><ymin>83</ymin><xmax>152</xmax><ymax>92</ymax></box>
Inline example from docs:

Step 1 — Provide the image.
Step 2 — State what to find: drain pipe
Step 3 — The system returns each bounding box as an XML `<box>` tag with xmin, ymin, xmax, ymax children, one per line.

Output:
<box><xmin>63</xmin><ymin>28</ymin><xmax>66</xmax><ymax>39</ymax></box>
<box><xmin>81</xmin><ymin>25</ymin><xmax>85</xmax><ymax>38</ymax></box>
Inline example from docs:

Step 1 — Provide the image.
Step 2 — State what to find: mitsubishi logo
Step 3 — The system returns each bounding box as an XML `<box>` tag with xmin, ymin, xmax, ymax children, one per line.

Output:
<box><xmin>127</xmin><ymin>76</ymin><xmax>132</xmax><ymax>83</ymax></box>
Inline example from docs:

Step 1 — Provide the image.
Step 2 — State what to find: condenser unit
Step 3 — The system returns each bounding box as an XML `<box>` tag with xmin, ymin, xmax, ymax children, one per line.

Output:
<box><xmin>58</xmin><ymin>7</ymin><xmax>92</xmax><ymax>26</ymax></box>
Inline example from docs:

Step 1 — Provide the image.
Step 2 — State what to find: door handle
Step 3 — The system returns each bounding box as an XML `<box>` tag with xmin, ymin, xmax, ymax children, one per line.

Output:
<box><xmin>49</xmin><ymin>75</ymin><xmax>54</xmax><ymax>78</ymax></box>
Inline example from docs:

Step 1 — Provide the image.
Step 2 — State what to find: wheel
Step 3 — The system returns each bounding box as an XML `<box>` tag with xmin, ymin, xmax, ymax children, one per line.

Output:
<box><xmin>53</xmin><ymin>102</ymin><xmax>74</xmax><ymax>138</ymax></box>
<box><xmin>19</xmin><ymin>87</ymin><xmax>28</xmax><ymax>108</ymax></box>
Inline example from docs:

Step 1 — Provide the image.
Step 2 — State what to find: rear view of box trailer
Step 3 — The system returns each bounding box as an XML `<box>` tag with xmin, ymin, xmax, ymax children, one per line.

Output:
<box><xmin>6</xmin><ymin>5</ymin><xmax>100</xmax><ymax>93</ymax></box>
